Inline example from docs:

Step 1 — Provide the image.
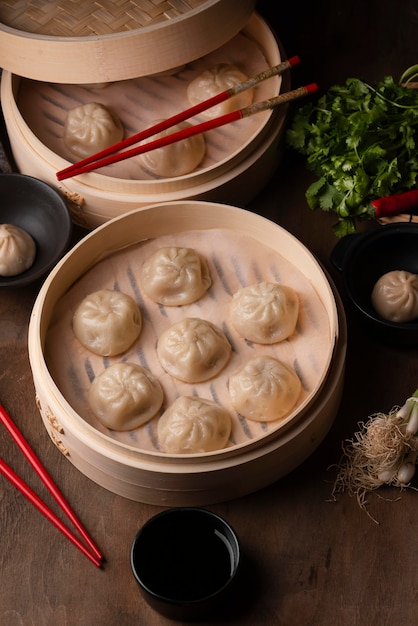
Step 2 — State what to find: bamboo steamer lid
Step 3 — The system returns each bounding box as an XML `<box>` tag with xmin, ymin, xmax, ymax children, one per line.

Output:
<box><xmin>0</xmin><ymin>0</ymin><xmax>255</xmax><ymax>83</ymax></box>
<box><xmin>28</xmin><ymin>201</ymin><xmax>347</xmax><ymax>505</ymax></box>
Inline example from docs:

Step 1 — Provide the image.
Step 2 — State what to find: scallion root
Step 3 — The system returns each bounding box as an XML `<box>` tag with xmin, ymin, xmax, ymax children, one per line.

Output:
<box><xmin>331</xmin><ymin>391</ymin><xmax>418</xmax><ymax>522</ymax></box>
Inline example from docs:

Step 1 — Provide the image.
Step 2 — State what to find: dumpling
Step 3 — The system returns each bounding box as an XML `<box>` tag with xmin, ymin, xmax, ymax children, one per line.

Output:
<box><xmin>371</xmin><ymin>270</ymin><xmax>418</xmax><ymax>323</ymax></box>
<box><xmin>230</xmin><ymin>281</ymin><xmax>299</xmax><ymax>344</ymax></box>
<box><xmin>187</xmin><ymin>64</ymin><xmax>253</xmax><ymax>119</ymax></box>
<box><xmin>157</xmin><ymin>396</ymin><xmax>231</xmax><ymax>453</ymax></box>
<box><xmin>141</xmin><ymin>246</ymin><xmax>212</xmax><ymax>305</ymax></box>
<box><xmin>88</xmin><ymin>362</ymin><xmax>163</xmax><ymax>431</ymax></box>
<box><xmin>73</xmin><ymin>289</ymin><xmax>142</xmax><ymax>356</ymax></box>
<box><xmin>228</xmin><ymin>355</ymin><xmax>302</xmax><ymax>422</ymax></box>
<box><xmin>64</xmin><ymin>102</ymin><xmax>124</xmax><ymax>159</ymax></box>
<box><xmin>139</xmin><ymin>120</ymin><xmax>205</xmax><ymax>177</ymax></box>
<box><xmin>0</xmin><ymin>223</ymin><xmax>36</xmax><ymax>276</ymax></box>
<box><xmin>157</xmin><ymin>317</ymin><xmax>231</xmax><ymax>383</ymax></box>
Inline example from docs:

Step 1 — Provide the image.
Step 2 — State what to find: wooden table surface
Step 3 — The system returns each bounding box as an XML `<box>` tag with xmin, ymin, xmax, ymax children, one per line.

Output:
<box><xmin>1</xmin><ymin>1</ymin><xmax>417</xmax><ymax>624</ymax></box>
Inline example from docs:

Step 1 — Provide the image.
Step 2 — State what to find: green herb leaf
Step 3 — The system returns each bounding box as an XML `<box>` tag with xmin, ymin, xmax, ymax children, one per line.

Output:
<box><xmin>287</xmin><ymin>75</ymin><xmax>418</xmax><ymax>236</ymax></box>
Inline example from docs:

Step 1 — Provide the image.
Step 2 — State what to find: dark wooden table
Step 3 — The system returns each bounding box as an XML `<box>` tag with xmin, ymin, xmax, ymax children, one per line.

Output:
<box><xmin>1</xmin><ymin>2</ymin><xmax>417</xmax><ymax>624</ymax></box>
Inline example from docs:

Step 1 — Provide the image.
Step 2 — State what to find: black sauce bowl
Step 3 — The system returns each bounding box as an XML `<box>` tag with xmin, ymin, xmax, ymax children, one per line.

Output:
<box><xmin>331</xmin><ymin>223</ymin><xmax>418</xmax><ymax>345</ymax></box>
<box><xmin>0</xmin><ymin>173</ymin><xmax>72</xmax><ymax>287</ymax></box>
<box><xmin>130</xmin><ymin>507</ymin><xmax>241</xmax><ymax>622</ymax></box>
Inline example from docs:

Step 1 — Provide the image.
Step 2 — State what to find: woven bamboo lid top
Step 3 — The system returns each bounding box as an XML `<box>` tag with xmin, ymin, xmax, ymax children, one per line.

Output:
<box><xmin>1</xmin><ymin>0</ymin><xmax>212</xmax><ymax>37</ymax></box>
<box><xmin>0</xmin><ymin>0</ymin><xmax>255</xmax><ymax>83</ymax></box>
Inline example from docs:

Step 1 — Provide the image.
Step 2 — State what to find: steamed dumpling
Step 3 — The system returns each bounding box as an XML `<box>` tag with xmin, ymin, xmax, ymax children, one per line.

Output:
<box><xmin>89</xmin><ymin>362</ymin><xmax>163</xmax><ymax>431</ymax></box>
<box><xmin>73</xmin><ymin>289</ymin><xmax>142</xmax><ymax>356</ymax></box>
<box><xmin>64</xmin><ymin>102</ymin><xmax>124</xmax><ymax>159</ymax></box>
<box><xmin>157</xmin><ymin>396</ymin><xmax>231</xmax><ymax>453</ymax></box>
<box><xmin>187</xmin><ymin>64</ymin><xmax>253</xmax><ymax>119</ymax></box>
<box><xmin>371</xmin><ymin>270</ymin><xmax>418</xmax><ymax>323</ymax></box>
<box><xmin>230</xmin><ymin>282</ymin><xmax>299</xmax><ymax>344</ymax></box>
<box><xmin>157</xmin><ymin>317</ymin><xmax>231</xmax><ymax>383</ymax></box>
<box><xmin>139</xmin><ymin>120</ymin><xmax>205</xmax><ymax>177</ymax></box>
<box><xmin>0</xmin><ymin>223</ymin><xmax>36</xmax><ymax>276</ymax></box>
<box><xmin>228</xmin><ymin>355</ymin><xmax>302</xmax><ymax>422</ymax></box>
<box><xmin>141</xmin><ymin>246</ymin><xmax>212</xmax><ymax>305</ymax></box>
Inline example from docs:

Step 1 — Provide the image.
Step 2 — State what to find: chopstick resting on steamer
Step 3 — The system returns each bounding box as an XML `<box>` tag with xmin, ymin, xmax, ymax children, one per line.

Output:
<box><xmin>0</xmin><ymin>404</ymin><xmax>103</xmax><ymax>567</ymax></box>
<box><xmin>57</xmin><ymin>83</ymin><xmax>317</xmax><ymax>180</ymax></box>
<box><xmin>56</xmin><ymin>56</ymin><xmax>313</xmax><ymax>181</ymax></box>
<box><xmin>56</xmin><ymin>55</ymin><xmax>300</xmax><ymax>180</ymax></box>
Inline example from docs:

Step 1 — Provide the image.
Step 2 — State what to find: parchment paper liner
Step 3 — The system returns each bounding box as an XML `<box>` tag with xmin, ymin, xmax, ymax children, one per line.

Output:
<box><xmin>45</xmin><ymin>228</ymin><xmax>335</xmax><ymax>459</ymax></box>
<box><xmin>17</xmin><ymin>30</ymin><xmax>279</xmax><ymax>187</ymax></box>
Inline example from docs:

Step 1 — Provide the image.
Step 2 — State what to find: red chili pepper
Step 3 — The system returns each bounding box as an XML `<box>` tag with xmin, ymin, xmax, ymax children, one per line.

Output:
<box><xmin>371</xmin><ymin>189</ymin><xmax>418</xmax><ymax>218</ymax></box>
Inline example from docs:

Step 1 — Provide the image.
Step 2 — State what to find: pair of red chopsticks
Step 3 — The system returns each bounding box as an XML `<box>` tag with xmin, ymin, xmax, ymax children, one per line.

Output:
<box><xmin>57</xmin><ymin>55</ymin><xmax>317</xmax><ymax>181</ymax></box>
<box><xmin>0</xmin><ymin>404</ymin><xmax>103</xmax><ymax>568</ymax></box>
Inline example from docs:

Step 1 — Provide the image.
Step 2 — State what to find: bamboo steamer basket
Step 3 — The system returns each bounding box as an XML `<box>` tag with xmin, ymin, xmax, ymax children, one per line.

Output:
<box><xmin>28</xmin><ymin>202</ymin><xmax>347</xmax><ymax>506</ymax></box>
<box><xmin>0</xmin><ymin>7</ymin><xmax>288</xmax><ymax>228</ymax></box>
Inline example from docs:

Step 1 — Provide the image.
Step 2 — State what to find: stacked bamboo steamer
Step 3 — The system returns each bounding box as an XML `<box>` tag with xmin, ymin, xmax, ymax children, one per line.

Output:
<box><xmin>1</xmin><ymin>3</ymin><xmax>346</xmax><ymax>505</ymax></box>
<box><xmin>0</xmin><ymin>0</ymin><xmax>288</xmax><ymax>229</ymax></box>
<box><xmin>28</xmin><ymin>202</ymin><xmax>347</xmax><ymax>506</ymax></box>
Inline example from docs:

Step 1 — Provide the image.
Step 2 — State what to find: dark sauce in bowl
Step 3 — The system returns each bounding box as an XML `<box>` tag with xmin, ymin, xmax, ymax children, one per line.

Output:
<box><xmin>131</xmin><ymin>507</ymin><xmax>240</xmax><ymax>619</ymax></box>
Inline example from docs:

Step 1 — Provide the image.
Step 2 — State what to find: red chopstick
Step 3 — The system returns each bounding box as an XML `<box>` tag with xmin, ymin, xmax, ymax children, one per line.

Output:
<box><xmin>56</xmin><ymin>55</ymin><xmax>302</xmax><ymax>181</ymax></box>
<box><xmin>0</xmin><ymin>458</ymin><xmax>102</xmax><ymax>568</ymax></box>
<box><xmin>57</xmin><ymin>82</ymin><xmax>317</xmax><ymax>180</ymax></box>
<box><xmin>0</xmin><ymin>404</ymin><xmax>103</xmax><ymax>566</ymax></box>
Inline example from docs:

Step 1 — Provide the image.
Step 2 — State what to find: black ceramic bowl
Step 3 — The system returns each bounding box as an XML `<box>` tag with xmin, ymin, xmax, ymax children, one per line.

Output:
<box><xmin>0</xmin><ymin>173</ymin><xmax>72</xmax><ymax>287</ymax></box>
<box><xmin>331</xmin><ymin>223</ymin><xmax>418</xmax><ymax>345</ymax></box>
<box><xmin>130</xmin><ymin>508</ymin><xmax>241</xmax><ymax>621</ymax></box>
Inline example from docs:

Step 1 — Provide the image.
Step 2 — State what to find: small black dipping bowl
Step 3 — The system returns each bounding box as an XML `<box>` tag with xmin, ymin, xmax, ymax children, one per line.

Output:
<box><xmin>331</xmin><ymin>223</ymin><xmax>418</xmax><ymax>345</ymax></box>
<box><xmin>130</xmin><ymin>508</ymin><xmax>241</xmax><ymax>621</ymax></box>
<box><xmin>0</xmin><ymin>173</ymin><xmax>72</xmax><ymax>287</ymax></box>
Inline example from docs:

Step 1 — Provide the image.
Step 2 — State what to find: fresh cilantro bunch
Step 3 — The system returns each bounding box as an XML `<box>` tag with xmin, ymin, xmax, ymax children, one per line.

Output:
<box><xmin>286</xmin><ymin>75</ymin><xmax>418</xmax><ymax>237</ymax></box>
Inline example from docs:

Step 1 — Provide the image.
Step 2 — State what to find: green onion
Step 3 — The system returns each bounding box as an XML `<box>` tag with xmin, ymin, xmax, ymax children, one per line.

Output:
<box><xmin>331</xmin><ymin>389</ymin><xmax>418</xmax><ymax>523</ymax></box>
